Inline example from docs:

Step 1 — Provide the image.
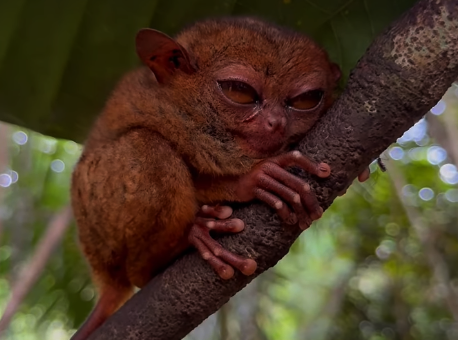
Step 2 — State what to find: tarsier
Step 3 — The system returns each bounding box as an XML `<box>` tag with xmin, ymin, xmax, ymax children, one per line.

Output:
<box><xmin>70</xmin><ymin>17</ymin><xmax>370</xmax><ymax>340</ymax></box>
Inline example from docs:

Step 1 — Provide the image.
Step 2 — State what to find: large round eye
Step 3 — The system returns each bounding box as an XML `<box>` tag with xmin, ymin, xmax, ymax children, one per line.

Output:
<box><xmin>288</xmin><ymin>90</ymin><xmax>324</xmax><ymax>110</ymax></box>
<box><xmin>218</xmin><ymin>81</ymin><xmax>259</xmax><ymax>105</ymax></box>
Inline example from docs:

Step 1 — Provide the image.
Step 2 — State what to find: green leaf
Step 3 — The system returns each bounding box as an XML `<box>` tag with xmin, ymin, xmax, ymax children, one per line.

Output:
<box><xmin>0</xmin><ymin>0</ymin><xmax>416</xmax><ymax>142</ymax></box>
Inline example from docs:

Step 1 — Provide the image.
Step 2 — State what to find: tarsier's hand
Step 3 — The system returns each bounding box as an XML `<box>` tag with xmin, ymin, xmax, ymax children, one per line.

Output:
<box><xmin>188</xmin><ymin>204</ymin><xmax>257</xmax><ymax>280</ymax></box>
<box><xmin>338</xmin><ymin>167</ymin><xmax>371</xmax><ymax>196</ymax></box>
<box><xmin>235</xmin><ymin>151</ymin><xmax>371</xmax><ymax>230</ymax></box>
<box><xmin>235</xmin><ymin>151</ymin><xmax>330</xmax><ymax>229</ymax></box>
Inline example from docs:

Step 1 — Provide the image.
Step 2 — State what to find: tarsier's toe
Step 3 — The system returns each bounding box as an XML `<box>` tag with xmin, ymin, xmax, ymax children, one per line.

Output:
<box><xmin>299</xmin><ymin>220</ymin><xmax>311</xmax><ymax>230</ymax></box>
<box><xmin>205</xmin><ymin>253</ymin><xmax>235</xmax><ymax>280</ymax></box>
<box><xmin>201</xmin><ymin>205</ymin><xmax>233</xmax><ymax>220</ymax></box>
<box><xmin>240</xmin><ymin>259</ymin><xmax>257</xmax><ymax>276</ymax></box>
<box><xmin>207</xmin><ymin>218</ymin><xmax>245</xmax><ymax>233</ymax></box>
<box><xmin>358</xmin><ymin>168</ymin><xmax>371</xmax><ymax>182</ymax></box>
<box><xmin>286</xmin><ymin>213</ymin><xmax>298</xmax><ymax>225</ymax></box>
<box><xmin>227</xmin><ymin>219</ymin><xmax>245</xmax><ymax>232</ymax></box>
<box><xmin>317</xmin><ymin>163</ymin><xmax>331</xmax><ymax>178</ymax></box>
<box><xmin>217</xmin><ymin>265</ymin><xmax>235</xmax><ymax>280</ymax></box>
<box><xmin>310</xmin><ymin>206</ymin><xmax>323</xmax><ymax>221</ymax></box>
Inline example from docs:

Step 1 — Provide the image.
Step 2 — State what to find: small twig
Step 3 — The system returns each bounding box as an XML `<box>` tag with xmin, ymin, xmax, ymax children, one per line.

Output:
<box><xmin>0</xmin><ymin>206</ymin><xmax>73</xmax><ymax>334</ymax></box>
<box><xmin>218</xmin><ymin>303</ymin><xmax>230</xmax><ymax>340</ymax></box>
<box><xmin>441</xmin><ymin>90</ymin><xmax>458</xmax><ymax>166</ymax></box>
<box><xmin>426</xmin><ymin>113</ymin><xmax>455</xmax><ymax>163</ymax></box>
<box><xmin>426</xmin><ymin>90</ymin><xmax>458</xmax><ymax>167</ymax></box>
<box><xmin>0</xmin><ymin>123</ymin><xmax>9</xmax><ymax>243</ymax></box>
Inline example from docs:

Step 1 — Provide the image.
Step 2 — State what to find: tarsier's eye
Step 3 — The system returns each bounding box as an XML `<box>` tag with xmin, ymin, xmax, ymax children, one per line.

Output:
<box><xmin>218</xmin><ymin>81</ymin><xmax>259</xmax><ymax>105</ymax></box>
<box><xmin>288</xmin><ymin>89</ymin><xmax>324</xmax><ymax>110</ymax></box>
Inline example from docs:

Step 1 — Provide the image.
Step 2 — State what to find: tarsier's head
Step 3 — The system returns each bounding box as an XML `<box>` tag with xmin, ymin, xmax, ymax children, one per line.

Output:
<box><xmin>136</xmin><ymin>17</ymin><xmax>341</xmax><ymax>159</ymax></box>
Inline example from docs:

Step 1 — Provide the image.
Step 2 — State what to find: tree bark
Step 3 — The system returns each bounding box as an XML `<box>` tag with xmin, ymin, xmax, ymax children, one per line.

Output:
<box><xmin>89</xmin><ymin>0</ymin><xmax>458</xmax><ymax>339</ymax></box>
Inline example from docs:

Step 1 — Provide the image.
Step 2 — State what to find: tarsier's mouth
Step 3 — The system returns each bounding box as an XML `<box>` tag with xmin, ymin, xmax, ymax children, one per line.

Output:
<box><xmin>237</xmin><ymin>135</ymin><xmax>287</xmax><ymax>159</ymax></box>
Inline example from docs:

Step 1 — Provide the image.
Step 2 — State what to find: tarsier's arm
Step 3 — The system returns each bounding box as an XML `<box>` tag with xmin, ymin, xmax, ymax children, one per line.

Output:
<box><xmin>196</xmin><ymin>151</ymin><xmax>370</xmax><ymax>229</ymax></box>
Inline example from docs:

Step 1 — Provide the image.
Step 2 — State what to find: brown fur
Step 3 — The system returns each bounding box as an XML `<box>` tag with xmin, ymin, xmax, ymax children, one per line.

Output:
<box><xmin>70</xmin><ymin>17</ymin><xmax>340</xmax><ymax>340</ymax></box>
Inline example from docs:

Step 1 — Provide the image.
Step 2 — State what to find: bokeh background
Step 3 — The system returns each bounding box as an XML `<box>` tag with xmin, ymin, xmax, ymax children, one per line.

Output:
<box><xmin>0</xmin><ymin>87</ymin><xmax>457</xmax><ymax>339</ymax></box>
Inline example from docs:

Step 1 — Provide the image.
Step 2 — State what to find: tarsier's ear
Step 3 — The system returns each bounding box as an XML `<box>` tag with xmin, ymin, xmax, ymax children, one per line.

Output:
<box><xmin>330</xmin><ymin>62</ymin><xmax>342</xmax><ymax>83</ymax></box>
<box><xmin>136</xmin><ymin>28</ymin><xmax>195</xmax><ymax>84</ymax></box>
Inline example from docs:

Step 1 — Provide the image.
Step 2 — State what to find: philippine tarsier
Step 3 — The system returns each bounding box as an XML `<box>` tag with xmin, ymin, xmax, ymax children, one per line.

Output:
<box><xmin>70</xmin><ymin>17</ymin><xmax>370</xmax><ymax>340</ymax></box>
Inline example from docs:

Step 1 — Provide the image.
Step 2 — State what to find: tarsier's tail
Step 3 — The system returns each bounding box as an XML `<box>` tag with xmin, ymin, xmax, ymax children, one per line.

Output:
<box><xmin>70</xmin><ymin>283</ymin><xmax>133</xmax><ymax>340</ymax></box>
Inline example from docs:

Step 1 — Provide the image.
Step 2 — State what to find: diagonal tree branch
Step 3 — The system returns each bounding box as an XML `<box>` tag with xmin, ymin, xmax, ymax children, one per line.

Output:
<box><xmin>88</xmin><ymin>0</ymin><xmax>458</xmax><ymax>339</ymax></box>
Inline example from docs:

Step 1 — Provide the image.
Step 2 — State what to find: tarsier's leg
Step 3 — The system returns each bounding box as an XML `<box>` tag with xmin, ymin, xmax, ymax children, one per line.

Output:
<box><xmin>188</xmin><ymin>205</ymin><xmax>257</xmax><ymax>280</ymax></box>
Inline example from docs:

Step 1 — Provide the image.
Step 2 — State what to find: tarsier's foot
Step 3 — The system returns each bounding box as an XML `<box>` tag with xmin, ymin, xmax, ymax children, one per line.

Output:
<box><xmin>188</xmin><ymin>205</ymin><xmax>257</xmax><ymax>280</ymax></box>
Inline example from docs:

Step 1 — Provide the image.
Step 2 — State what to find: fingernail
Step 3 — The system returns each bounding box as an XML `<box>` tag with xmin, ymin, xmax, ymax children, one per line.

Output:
<box><xmin>288</xmin><ymin>213</ymin><xmax>297</xmax><ymax>225</ymax></box>
<box><xmin>299</xmin><ymin>221</ymin><xmax>309</xmax><ymax>230</ymax></box>
<box><xmin>207</xmin><ymin>221</ymin><xmax>215</xmax><ymax>229</ymax></box>
<box><xmin>275</xmin><ymin>201</ymin><xmax>283</xmax><ymax>210</ymax></box>
<box><xmin>318</xmin><ymin>163</ymin><xmax>331</xmax><ymax>176</ymax></box>
<box><xmin>232</xmin><ymin>219</ymin><xmax>245</xmax><ymax>231</ymax></box>
<box><xmin>339</xmin><ymin>189</ymin><xmax>347</xmax><ymax>196</ymax></box>
<box><xmin>311</xmin><ymin>207</ymin><xmax>323</xmax><ymax>220</ymax></box>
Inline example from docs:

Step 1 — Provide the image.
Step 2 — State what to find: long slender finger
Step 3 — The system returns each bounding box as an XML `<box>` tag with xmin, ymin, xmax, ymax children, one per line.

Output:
<box><xmin>270</xmin><ymin>151</ymin><xmax>331</xmax><ymax>178</ymax></box>
<box><xmin>262</xmin><ymin>163</ymin><xmax>323</xmax><ymax>220</ymax></box>
<box><xmin>257</xmin><ymin>174</ymin><xmax>310</xmax><ymax>226</ymax></box>
<box><xmin>358</xmin><ymin>167</ymin><xmax>371</xmax><ymax>182</ymax></box>
<box><xmin>194</xmin><ymin>216</ymin><xmax>245</xmax><ymax>234</ymax></box>
<box><xmin>338</xmin><ymin>188</ymin><xmax>347</xmax><ymax>197</ymax></box>
<box><xmin>194</xmin><ymin>217</ymin><xmax>218</xmax><ymax>229</ymax></box>
<box><xmin>253</xmin><ymin>188</ymin><xmax>296</xmax><ymax>224</ymax></box>
<box><xmin>208</xmin><ymin>218</ymin><xmax>245</xmax><ymax>233</ymax></box>
<box><xmin>198</xmin><ymin>205</ymin><xmax>233</xmax><ymax>219</ymax></box>
<box><xmin>190</xmin><ymin>235</ymin><xmax>234</xmax><ymax>280</ymax></box>
<box><xmin>258</xmin><ymin>174</ymin><xmax>299</xmax><ymax>203</ymax></box>
<box><xmin>188</xmin><ymin>221</ymin><xmax>257</xmax><ymax>277</ymax></box>
<box><xmin>216</xmin><ymin>250</ymin><xmax>257</xmax><ymax>276</ymax></box>
<box><xmin>196</xmin><ymin>232</ymin><xmax>257</xmax><ymax>276</ymax></box>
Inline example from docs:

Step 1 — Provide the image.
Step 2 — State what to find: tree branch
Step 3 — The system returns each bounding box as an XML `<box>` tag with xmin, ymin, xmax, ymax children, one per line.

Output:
<box><xmin>89</xmin><ymin>0</ymin><xmax>458</xmax><ymax>339</ymax></box>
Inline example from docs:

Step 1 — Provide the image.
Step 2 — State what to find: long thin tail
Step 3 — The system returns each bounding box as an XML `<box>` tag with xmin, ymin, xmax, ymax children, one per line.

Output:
<box><xmin>70</xmin><ymin>284</ymin><xmax>133</xmax><ymax>340</ymax></box>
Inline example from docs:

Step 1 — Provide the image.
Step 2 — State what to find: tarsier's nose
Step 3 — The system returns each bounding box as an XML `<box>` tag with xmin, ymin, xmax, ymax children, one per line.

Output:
<box><xmin>265</xmin><ymin>113</ymin><xmax>286</xmax><ymax>133</ymax></box>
